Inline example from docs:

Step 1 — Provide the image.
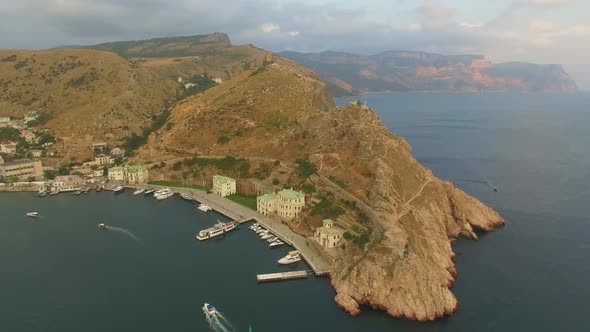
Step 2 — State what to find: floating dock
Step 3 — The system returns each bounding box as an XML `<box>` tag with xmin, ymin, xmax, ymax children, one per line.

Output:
<box><xmin>256</xmin><ymin>270</ymin><xmax>308</xmax><ymax>283</ymax></box>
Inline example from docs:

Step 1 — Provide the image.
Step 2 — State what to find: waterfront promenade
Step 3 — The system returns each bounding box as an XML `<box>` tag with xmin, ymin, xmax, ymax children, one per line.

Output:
<box><xmin>144</xmin><ymin>185</ymin><xmax>332</xmax><ymax>276</ymax></box>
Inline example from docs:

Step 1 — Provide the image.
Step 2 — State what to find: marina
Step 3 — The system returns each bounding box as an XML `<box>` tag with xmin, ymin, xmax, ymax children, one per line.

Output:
<box><xmin>256</xmin><ymin>270</ymin><xmax>308</xmax><ymax>283</ymax></box>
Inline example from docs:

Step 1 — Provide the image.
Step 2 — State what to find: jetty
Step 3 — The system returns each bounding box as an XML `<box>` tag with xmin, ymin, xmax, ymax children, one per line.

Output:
<box><xmin>256</xmin><ymin>270</ymin><xmax>308</xmax><ymax>283</ymax></box>
<box><xmin>142</xmin><ymin>185</ymin><xmax>332</xmax><ymax>276</ymax></box>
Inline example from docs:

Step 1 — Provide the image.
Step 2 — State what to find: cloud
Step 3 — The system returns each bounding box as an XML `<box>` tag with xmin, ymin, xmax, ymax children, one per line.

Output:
<box><xmin>260</xmin><ymin>23</ymin><xmax>280</xmax><ymax>33</ymax></box>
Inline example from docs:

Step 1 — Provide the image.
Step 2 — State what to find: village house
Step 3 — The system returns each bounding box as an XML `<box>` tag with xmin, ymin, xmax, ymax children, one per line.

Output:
<box><xmin>314</xmin><ymin>219</ymin><xmax>345</xmax><ymax>249</ymax></box>
<box><xmin>91</xmin><ymin>142</ymin><xmax>108</xmax><ymax>153</ymax></box>
<box><xmin>20</xmin><ymin>130</ymin><xmax>37</xmax><ymax>144</ymax></box>
<box><xmin>28</xmin><ymin>150</ymin><xmax>43</xmax><ymax>158</ymax></box>
<box><xmin>0</xmin><ymin>140</ymin><xmax>17</xmax><ymax>154</ymax></box>
<box><xmin>93</xmin><ymin>169</ymin><xmax>104</xmax><ymax>177</ymax></box>
<box><xmin>109</xmin><ymin>147</ymin><xmax>125</xmax><ymax>157</ymax></box>
<box><xmin>277</xmin><ymin>189</ymin><xmax>306</xmax><ymax>220</ymax></box>
<box><xmin>52</xmin><ymin>175</ymin><xmax>84</xmax><ymax>192</ymax></box>
<box><xmin>256</xmin><ymin>188</ymin><xmax>306</xmax><ymax>220</ymax></box>
<box><xmin>95</xmin><ymin>154</ymin><xmax>112</xmax><ymax>166</ymax></box>
<box><xmin>256</xmin><ymin>193</ymin><xmax>277</xmax><ymax>216</ymax></box>
<box><xmin>0</xmin><ymin>158</ymin><xmax>43</xmax><ymax>180</ymax></box>
<box><xmin>212</xmin><ymin>175</ymin><xmax>236</xmax><ymax>197</ymax></box>
<box><xmin>24</xmin><ymin>112</ymin><xmax>39</xmax><ymax>123</ymax></box>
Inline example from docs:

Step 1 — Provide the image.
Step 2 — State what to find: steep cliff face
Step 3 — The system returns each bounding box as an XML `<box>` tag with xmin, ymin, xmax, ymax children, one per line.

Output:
<box><xmin>279</xmin><ymin>50</ymin><xmax>579</xmax><ymax>95</ymax></box>
<box><xmin>136</xmin><ymin>58</ymin><xmax>504</xmax><ymax>320</ymax></box>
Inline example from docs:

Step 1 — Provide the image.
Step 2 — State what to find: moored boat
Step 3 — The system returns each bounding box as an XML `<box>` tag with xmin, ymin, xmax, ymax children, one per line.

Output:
<box><xmin>278</xmin><ymin>250</ymin><xmax>301</xmax><ymax>265</ymax></box>
<box><xmin>180</xmin><ymin>192</ymin><xmax>192</xmax><ymax>200</ymax></box>
<box><xmin>197</xmin><ymin>204</ymin><xmax>212</xmax><ymax>212</ymax></box>
<box><xmin>269</xmin><ymin>240</ymin><xmax>284</xmax><ymax>248</ymax></box>
<box><xmin>156</xmin><ymin>191</ymin><xmax>174</xmax><ymax>200</ymax></box>
<box><xmin>255</xmin><ymin>228</ymin><xmax>267</xmax><ymax>234</ymax></box>
<box><xmin>144</xmin><ymin>188</ymin><xmax>155</xmax><ymax>195</ymax></box>
<box><xmin>261</xmin><ymin>233</ymin><xmax>274</xmax><ymax>240</ymax></box>
<box><xmin>37</xmin><ymin>192</ymin><xmax>48</xmax><ymax>198</ymax></box>
<box><xmin>26</xmin><ymin>212</ymin><xmax>39</xmax><ymax>218</ymax></box>
<box><xmin>133</xmin><ymin>188</ymin><xmax>146</xmax><ymax>195</ymax></box>
<box><xmin>196</xmin><ymin>220</ymin><xmax>237</xmax><ymax>241</ymax></box>
<box><xmin>266</xmin><ymin>236</ymin><xmax>278</xmax><ymax>243</ymax></box>
<box><xmin>112</xmin><ymin>185</ymin><xmax>124</xmax><ymax>192</ymax></box>
<box><xmin>73</xmin><ymin>190</ymin><xmax>82</xmax><ymax>195</ymax></box>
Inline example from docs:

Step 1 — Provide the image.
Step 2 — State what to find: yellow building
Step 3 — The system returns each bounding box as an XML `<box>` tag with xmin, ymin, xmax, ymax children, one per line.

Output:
<box><xmin>277</xmin><ymin>189</ymin><xmax>305</xmax><ymax>220</ymax></box>
<box><xmin>256</xmin><ymin>193</ymin><xmax>277</xmax><ymax>216</ymax></box>
<box><xmin>107</xmin><ymin>166</ymin><xmax>125</xmax><ymax>181</ymax></box>
<box><xmin>0</xmin><ymin>159</ymin><xmax>43</xmax><ymax>179</ymax></box>
<box><xmin>124</xmin><ymin>165</ymin><xmax>149</xmax><ymax>184</ymax></box>
<box><xmin>108</xmin><ymin>165</ymin><xmax>148</xmax><ymax>184</ymax></box>
<box><xmin>94</xmin><ymin>154</ymin><xmax>112</xmax><ymax>166</ymax></box>
<box><xmin>314</xmin><ymin>219</ymin><xmax>345</xmax><ymax>249</ymax></box>
<box><xmin>213</xmin><ymin>175</ymin><xmax>236</xmax><ymax>197</ymax></box>
<box><xmin>53</xmin><ymin>175</ymin><xmax>84</xmax><ymax>192</ymax></box>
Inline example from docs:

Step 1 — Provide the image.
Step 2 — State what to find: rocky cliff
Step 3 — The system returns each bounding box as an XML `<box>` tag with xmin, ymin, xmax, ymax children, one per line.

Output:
<box><xmin>279</xmin><ymin>50</ymin><xmax>579</xmax><ymax>95</ymax></box>
<box><xmin>135</xmin><ymin>58</ymin><xmax>504</xmax><ymax>321</ymax></box>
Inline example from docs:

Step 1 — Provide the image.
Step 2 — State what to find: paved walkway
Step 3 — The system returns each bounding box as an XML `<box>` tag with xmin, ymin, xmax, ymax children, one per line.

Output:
<box><xmin>146</xmin><ymin>184</ymin><xmax>332</xmax><ymax>276</ymax></box>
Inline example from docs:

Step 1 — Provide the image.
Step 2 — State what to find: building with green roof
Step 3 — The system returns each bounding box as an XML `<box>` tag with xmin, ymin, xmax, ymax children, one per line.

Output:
<box><xmin>213</xmin><ymin>175</ymin><xmax>236</xmax><ymax>197</ymax></box>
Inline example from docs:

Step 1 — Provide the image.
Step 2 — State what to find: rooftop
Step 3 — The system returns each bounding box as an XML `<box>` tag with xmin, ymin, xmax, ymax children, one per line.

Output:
<box><xmin>258</xmin><ymin>193</ymin><xmax>276</xmax><ymax>203</ymax></box>
<box><xmin>0</xmin><ymin>158</ymin><xmax>39</xmax><ymax>167</ymax></box>
<box><xmin>214</xmin><ymin>175</ymin><xmax>235</xmax><ymax>184</ymax></box>
<box><xmin>278</xmin><ymin>189</ymin><xmax>305</xmax><ymax>200</ymax></box>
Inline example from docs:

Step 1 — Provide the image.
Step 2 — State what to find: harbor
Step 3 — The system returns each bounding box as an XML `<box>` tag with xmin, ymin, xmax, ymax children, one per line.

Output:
<box><xmin>140</xmin><ymin>184</ymin><xmax>332</xmax><ymax>276</ymax></box>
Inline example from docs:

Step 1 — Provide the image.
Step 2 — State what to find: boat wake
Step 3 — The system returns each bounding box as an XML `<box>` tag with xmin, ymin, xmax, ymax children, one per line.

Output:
<box><xmin>206</xmin><ymin>311</ymin><xmax>235</xmax><ymax>332</ymax></box>
<box><xmin>107</xmin><ymin>226</ymin><xmax>141</xmax><ymax>243</ymax></box>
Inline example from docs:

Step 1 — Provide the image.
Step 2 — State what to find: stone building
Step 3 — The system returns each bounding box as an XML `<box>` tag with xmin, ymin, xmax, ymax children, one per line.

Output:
<box><xmin>108</xmin><ymin>165</ymin><xmax>148</xmax><ymax>184</ymax></box>
<box><xmin>314</xmin><ymin>219</ymin><xmax>345</xmax><ymax>249</ymax></box>
<box><xmin>212</xmin><ymin>175</ymin><xmax>236</xmax><ymax>197</ymax></box>
<box><xmin>256</xmin><ymin>193</ymin><xmax>277</xmax><ymax>216</ymax></box>
<box><xmin>0</xmin><ymin>159</ymin><xmax>43</xmax><ymax>180</ymax></box>
<box><xmin>277</xmin><ymin>189</ymin><xmax>305</xmax><ymax>220</ymax></box>
<box><xmin>52</xmin><ymin>175</ymin><xmax>84</xmax><ymax>192</ymax></box>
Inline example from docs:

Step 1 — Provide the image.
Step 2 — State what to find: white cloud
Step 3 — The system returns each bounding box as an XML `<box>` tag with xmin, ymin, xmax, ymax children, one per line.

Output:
<box><xmin>260</xmin><ymin>23</ymin><xmax>280</xmax><ymax>33</ymax></box>
<box><xmin>287</xmin><ymin>31</ymin><xmax>300</xmax><ymax>37</ymax></box>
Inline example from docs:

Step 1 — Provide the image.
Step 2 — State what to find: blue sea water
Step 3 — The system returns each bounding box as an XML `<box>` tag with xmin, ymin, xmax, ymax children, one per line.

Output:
<box><xmin>1</xmin><ymin>92</ymin><xmax>589</xmax><ymax>331</ymax></box>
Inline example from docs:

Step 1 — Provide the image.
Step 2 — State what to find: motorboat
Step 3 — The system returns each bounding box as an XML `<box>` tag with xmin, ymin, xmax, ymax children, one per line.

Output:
<box><xmin>255</xmin><ymin>228</ymin><xmax>267</xmax><ymax>234</ymax></box>
<box><xmin>249</xmin><ymin>223</ymin><xmax>259</xmax><ymax>230</ymax></box>
<box><xmin>133</xmin><ymin>188</ymin><xmax>145</xmax><ymax>195</ymax></box>
<box><xmin>144</xmin><ymin>188</ymin><xmax>156</xmax><ymax>195</ymax></box>
<box><xmin>196</xmin><ymin>221</ymin><xmax>237</xmax><ymax>241</ymax></box>
<box><xmin>26</xmin><ymin>212</ymin><xmax>39</xmax><ymax>218</ymax></box>
<box><xmin>73</xmin><ymin>190</ymin><xmax>82</xmax><ymax>195</ymax></box>
<box><xmin>198</xmin><ymin>204</ymin><xmax>212</xmax><ymax>212</ymax></box>
<box><xmin>269</xmin><ymin>240</ymin><xmax>284</xmax><ymax>248</ymax></box>
<box><xmin>180</xmin><ymin>192</ymin><xmax>192</xmax><ymax>200</ymax></box>
<box><xmin>278</xmin><ymin>250</ymin><xmax>301</xmax><ymax>265</ymax></box>
<box><xmin>202</xmin><ymin>303</ymin><xmax>217</xmax><ymax>318</ymax></box>
<box><xmin>112</xmin><ymin>185</ymin><xmax>124</xmax><ymax>192</ymax></box>
<box><xmin>261</xmin><ymin>233</ymin><xmax>274</xmax><ymax>240</ymax></box>
<box><xmin>266</xmin><ymin>236</ymin><xmax>278</xmax><ymax>243</ymax></box>
<box><xmin>37</xmin><ymin>192</ymin><xmax>48</xmax><ymax>198</ymax></box>
<box><xmin>251</xmin><ymin>225</ymin><xmax>261</xmax><ymax>231</ymax></box>
<box><xmin>154</xmin><ymin>188</ymin><xmax>172</xmax><ymax>197</ymax></box>
<box><xmin>98</xmin><ymin>223</ymin><xmax>108</xmax><ymax>230</ymax></box>
<box><xmin>156</xmin><ymin>191</ymin><xmax>174</xmax><ymax>200</ymax></box>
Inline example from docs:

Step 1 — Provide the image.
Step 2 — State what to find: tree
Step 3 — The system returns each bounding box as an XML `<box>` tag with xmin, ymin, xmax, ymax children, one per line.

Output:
<box><xmin>58</xmin><ymin>167</ymin><xmax>70</xmax><ymax>175</ymax></box>
<box><xmin>43</xmin><ymin>170</ymin><xmax>56</xmax><ymax>180</ymax></box>
<box><xmin>90</xmin><ymin>165</ymin><xmax>98</xmax><ymax>170</ymax></box>
<box><xmin>27</xmin><ymin>176</ymin><xmax>35</xmax><ymax>182</ymax></box>
<box><xmin>102</xmin><ymin>166</ymin><xmax>108</xmax><ymax>176</ymax></box>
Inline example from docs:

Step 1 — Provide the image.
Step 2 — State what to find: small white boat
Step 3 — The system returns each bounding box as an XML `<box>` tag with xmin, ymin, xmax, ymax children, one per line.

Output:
<box><xmin>26</xmin><ymin>212</ymin><xmax>39</xmax><ymax>218</ymax></box>
<box><xmin>154</xmin><ymin>188</ymin><xmax>171</xmax><ymax>196</ymax></box>
<box><xmin>73</xmin><ymin>190</ymin><xmax>82</xmax><ymax>195</ymax></box>
<box><xmin>180</xmin><ymin>193</ymin><xmax>192</xmax><ymax>200</ymax></box>
<box><xmin>255</xmin><ymin>228</ymin><xmax>267</xmax><ymax>234</ymax></box>
<box><xmin>156</xmin><ymin>192</ymin><xmax>174</xmax><ymax>200</ymax></box>
<box><xmin>198</xmin><ymin>204</ymin><xmax>212</xmax><ymax>212</ymax></box>
<box><xmin>133</xmin><ymin>188</ymin><xmax>145</xmax><ymax>195</ymax></box>
<box><xmin>251</xmin><ymin>226</ymin><xmax>261</xmax><ymax>231</ymax></box>
<box><xmin>144</xmin><ymin>188</ymin><xmax>156</xmax><ymax>195</ymax></box>
<box><xmin>269</xmin><ymin>240</ymin><xmax>284</xmax><ymax>248</ymax></box>
<box><xmin>113</xmin><ymin>185</ymin><xmax>124</xmax><ymax>192</ymax></box>
<box><xmin>249</xmin><ymin>223</ymin><xmax>259</xmax><ymax>230</ymax></box>
<box><xmin>202</xmin><ymin>303</ymin><xmax>217</xmax><ymax>318</ymax></box>
<box><xmin>261</xmin><ymin>233</ymin><xmax>274</xmax><ymax>240</ymax></box>
<box><xmin>266</xmin><ymin>236</ymin><xmax>278</xmax><ymax>243</ymax></box>
<box><xmin>278</xmin><ymin>250</ymin><xmax>301</xmax><ymax>265</ymax></box>
<box><xmin>196</xmin><ymin>221</ymin><xmax>237</xmax><ymax>241</ymax></box>
<box><xmin>98</xmin><ymin>223</ymin><xmax>108</xmax><ymax>230</ymax></box>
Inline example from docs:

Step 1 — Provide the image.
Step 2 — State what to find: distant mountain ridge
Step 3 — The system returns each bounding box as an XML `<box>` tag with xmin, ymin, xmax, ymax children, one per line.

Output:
<box><xmin>279</xmin><ymin>50</ymin><xmax>579</xmax><ymax>95</ymax></box>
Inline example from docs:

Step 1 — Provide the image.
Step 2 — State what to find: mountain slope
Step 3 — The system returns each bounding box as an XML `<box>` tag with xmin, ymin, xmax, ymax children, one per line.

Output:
<box><xmin>134</xmin><ymin>56</ymin><xmax>504</xmax><ymax>321</ymax></box>
<box><xmin>279</xmin><ymin>50</ymin><xmax>579</xmax><ymax>95</ymax></box>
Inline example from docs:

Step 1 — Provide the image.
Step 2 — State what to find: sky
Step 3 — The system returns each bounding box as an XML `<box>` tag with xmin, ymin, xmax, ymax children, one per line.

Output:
<box><xmin>0</xmin><ymin>0</ymin><xmax>589</xmax><ymax>88</ymax></box>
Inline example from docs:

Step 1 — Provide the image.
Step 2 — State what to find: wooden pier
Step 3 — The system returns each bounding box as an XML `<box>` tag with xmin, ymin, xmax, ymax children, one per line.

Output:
<box><xmin>256</xmin><ymin>270</ymin><xmax>308</xmax><ymax>283</ymax></box>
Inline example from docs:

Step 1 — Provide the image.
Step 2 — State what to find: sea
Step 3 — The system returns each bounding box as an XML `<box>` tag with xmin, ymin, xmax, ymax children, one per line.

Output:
<box><xmin>1</xmin><ymin>92</ymin><xmax>589</xmax><ymax>331</ymax></box>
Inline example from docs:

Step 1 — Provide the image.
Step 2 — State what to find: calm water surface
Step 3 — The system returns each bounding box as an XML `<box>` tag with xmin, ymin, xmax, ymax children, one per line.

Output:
<box><xmin>1</xmin><ymin>92</ymin><xmax>589</xmax><ymax>331</ymax></box>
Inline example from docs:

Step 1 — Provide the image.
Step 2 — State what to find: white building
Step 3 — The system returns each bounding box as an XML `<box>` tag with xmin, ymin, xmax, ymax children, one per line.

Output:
<box><xmin>212</xmin><ymin>175</ymin><xmax>236</xmax><ymax>197</ymax></box>
<box><xmin>314</xmin><ymin>219</ymin><xmax>345</xmax><ymax>249</ymax></box>
<box><xmin>256</xmin><ymin>193</ymin><xmax>277</xmax><ymax>216</ymax></box>
<box><xmin>53</xmin><ymin>175</ymin><xmax>84</xmax><ymax>192</ymax></box>
<box><xmin>107</xmin><ymin>166</ymin><xmax>125</xmax><ymax>181</ymax></box>
<box><xmin>256</xmin><ymin>189</ymin><xmax>306</xmax><ymax>220</ymax></box>
<box><xmin>0</xmin><ymin>140</ymin><xmax>17</xmax><ymax>154</ymax></box>
<box><xmin>277</xmin><ymin>189</ymin><xmax>305</xmax><ymax>220</ymax></box>
<box><xmin>94</xmin><ymin>154</ymin><xmax>112</xmax><ymax>166</ymax></box>
<box><xmin>108</xmin><ymin>165</ymin><xmax>148</xmax><ymax>184</ymax></box>
<box><xmin>0</xmin><ymin>117</ymin><xmax>10</xmax><ymax>123</ymax></box>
